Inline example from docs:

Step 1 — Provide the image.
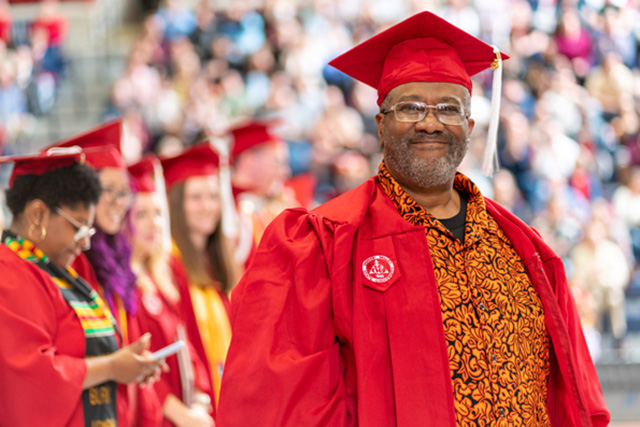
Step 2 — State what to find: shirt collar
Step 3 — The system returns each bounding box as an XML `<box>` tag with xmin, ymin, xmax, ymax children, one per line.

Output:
<box><xmin>377</xmin><ymin>162</ymin><xmax>498</xmax><ymax>244</ymax></box>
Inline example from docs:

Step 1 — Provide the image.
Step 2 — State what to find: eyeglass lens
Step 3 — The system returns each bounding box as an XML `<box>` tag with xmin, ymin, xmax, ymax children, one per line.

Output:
<box><xmin>393</xmin><ymin>101</ymin><xmax>465</xmax><ymax>125</ymax></box>
<box><xmin>103</xmin><ymin>187</ymin><xmax>132</xmax><ymax>205</ymax></box>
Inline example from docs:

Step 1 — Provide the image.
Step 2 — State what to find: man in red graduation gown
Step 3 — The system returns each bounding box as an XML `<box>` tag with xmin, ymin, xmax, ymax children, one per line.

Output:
<box><xmin>217</xmin><ymin>11</ymin><xmax>610</xmax><ymax>427</ymax></box>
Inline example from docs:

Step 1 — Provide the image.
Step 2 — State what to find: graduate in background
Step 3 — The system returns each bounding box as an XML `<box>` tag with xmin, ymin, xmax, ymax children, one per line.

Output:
<box><xmin>161</xmin><ymin>142</ymin><xmax>240</xmax><ymax>414</ymax></box>
<box><xmin>129</xmin><ymin>155</ymin><xmax>214</xmax><ymax>427</ymax></box>
<box><xmin>46</xmin><ymin>120</ymin><xmax>162</xmax><ymax>425</ymax></box>
<box><xmin>229</xmin><ymin>121</ymin><xmax>296</xmax><ymax>247</ymax></box>
<box><xmin>0</xmin><ymin>149</ymin><xmax>162</xmax><ymax>426</ymax></box>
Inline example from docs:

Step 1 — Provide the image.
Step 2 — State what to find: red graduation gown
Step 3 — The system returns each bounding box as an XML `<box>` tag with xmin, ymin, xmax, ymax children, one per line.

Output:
<box><xmin>169</xmin><ymin>253</ymin><xmax>224</xmax><ymax>418</ymax></box>
<box><xmin>135</xmin><ymin>267</ymin><xmax>212</xmax><ymax>426</ymax></box>
<box><xmin>217</xmin><ymin>177</ymin><xmax>610</xmax><ymax>427</ymax></box>
<box><xmin>72</xmin><ymin>252</ymin><xmax>162</xmax><ymax>426</ymax></box>
<box><xmin>0</xmin><ymin>245</ymin><xmax>87</xmax><ymax>426</ymax></box>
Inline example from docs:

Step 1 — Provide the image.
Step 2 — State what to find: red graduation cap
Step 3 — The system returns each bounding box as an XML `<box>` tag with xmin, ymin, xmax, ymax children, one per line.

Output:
<box><xmin>160</xmin><ymin>142</ymin><xmax>220</xmax><ymax>190</ymax></box>
<box><xmin>329</xmin><ymin>11</ymin><xmax>508</xmax><ymax>106</ymax></box>
<box><xmin>230</xmin><ymin>120</ymin><xmax>284</xmax><ymax>160</ymax></box>
<box><xmin>44</xmin><ymin>120</ymin><xmax>126</xmax><ymax>170</ymax></box>
<box><xmin>0</xmin><ymin>147</ymin><xmax>85</xmax><ymax>186</ymax></box>
<box><xmin>128</xmin><ymin>155</ymin><xmax>159</xmax><ymax>193</ymax></box>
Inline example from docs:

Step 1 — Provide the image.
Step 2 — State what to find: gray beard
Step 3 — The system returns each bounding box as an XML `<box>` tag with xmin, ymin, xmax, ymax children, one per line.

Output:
<box><xmin>382</xmin><ymin>128</ymin><xmax>469</xmax><ymax>190</ymax></box>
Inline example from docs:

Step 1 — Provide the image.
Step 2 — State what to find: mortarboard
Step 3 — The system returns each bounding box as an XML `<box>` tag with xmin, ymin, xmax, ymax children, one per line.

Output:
<box><xmin>329</xmin><ymin>11</ymin><xmax>508</xmax><ymax>175</ymax></box>
<box><xmin>128</xmin><ymin>155</ymin><xmax>158</xmax><ymax>193</ymax></box>
<box><xmin>160</xmin><ymin>142</ymin><xmax>220</xmax><ymax>190</ymax></box>
<box><xmin>44</xmin><ymin>120</ymin><xmax>126</xmax><ymax>170</ymax></box>
<box><xmin>1</xmin><ymin>147</ymin><xmax>86</xmax><ymax>186</ymax></box>
<box><xmin>230</xmin><ymin>120</ymin><xmax>283</xmax><ymax>160</ymax></box>
<box><xmin>329</xmin><ymin>11</ymin><xmax>507</xmax><ymax>105</ymax></box>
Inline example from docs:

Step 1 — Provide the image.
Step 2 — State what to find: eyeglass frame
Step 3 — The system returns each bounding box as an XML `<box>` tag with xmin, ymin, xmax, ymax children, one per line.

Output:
<box><xmin>55</xmin><ymin>207</ymin><xmax>96</xmax><ymax>245</ymax></box>
<box><xmin>380</xmin><ymin>101</ymin><xmax>470</xmax><ymax>126</ymax></box>
<box><xmin>101</xmin><ymin>187</ymin><xmax>133</xmax><ymax>207</ymax></box>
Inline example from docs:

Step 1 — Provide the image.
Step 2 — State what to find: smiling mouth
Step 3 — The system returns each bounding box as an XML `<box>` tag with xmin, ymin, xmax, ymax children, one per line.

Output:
<box><xmin>410</xmin><ymin>138</ymin><xmax>449</xmax><ymax>145</ymax></box>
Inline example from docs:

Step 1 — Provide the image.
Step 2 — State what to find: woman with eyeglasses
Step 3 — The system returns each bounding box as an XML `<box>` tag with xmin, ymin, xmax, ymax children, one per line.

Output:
<box><xmin>48</xmin><ymin>121</ymin><xmax>163</xmax><ymax>425</ymax></box>
<box><xmin>0</xmin><ymin>149</ymin><xmax>163</xmax><ymax>426</ymax></box>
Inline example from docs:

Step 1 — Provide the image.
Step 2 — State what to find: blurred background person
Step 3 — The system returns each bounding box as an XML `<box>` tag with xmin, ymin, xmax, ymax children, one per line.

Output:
<box><xmin>571</xmin><ymin>218</ymin><xmax>631</xmax><ymax>343</ymax></box>
<box><xmin>230</xmin><ymin>121</ymin><xmax>295</xmax><ymax>246</ymax></box>
<box><xmin>162</xmin><ymin>142</ymin><xmax>239</xmax><ymax>412</ymax></box>
<box><xmin>129</xmin><ymin>155</ymin><xmax>215</xmax><ymax>427</ymax></box>
<box><xmin>0</xmin><ymin>149</ymin><xmax>161</xmax><ymax>426</ymax></box>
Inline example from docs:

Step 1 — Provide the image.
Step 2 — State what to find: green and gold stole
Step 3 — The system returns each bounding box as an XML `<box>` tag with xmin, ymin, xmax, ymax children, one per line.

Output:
<box><xmin>3</xmin><ymin>231</ymin><xmax>120</xmax><ymax>427</ymax></box>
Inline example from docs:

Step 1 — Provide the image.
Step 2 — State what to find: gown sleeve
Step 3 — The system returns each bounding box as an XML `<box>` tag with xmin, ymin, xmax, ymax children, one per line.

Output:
<box><xmin>216</xmin><ymin>209</ymin><xmax>348</xmax><ymax>426</ymax></box>
<box><xmin>0</xmin><ymin>255</ymin><xmax>87</xmax><ymax>426</ymax></box>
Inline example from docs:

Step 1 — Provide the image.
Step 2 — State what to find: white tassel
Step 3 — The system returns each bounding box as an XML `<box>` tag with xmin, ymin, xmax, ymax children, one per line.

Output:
<box><xmin>481</xmin><ymin>46</ymin><xmax>503</xmax><ymax>177</ymax></box>
<box><xmin>151</xmin><ymin>157</ymin><xmax>173</xmax><ymax>254</ymax></box>
<box><xmin>209</xmin><ymin>137</ymin><xmax>240</xmax><ymax>239</ymax></box>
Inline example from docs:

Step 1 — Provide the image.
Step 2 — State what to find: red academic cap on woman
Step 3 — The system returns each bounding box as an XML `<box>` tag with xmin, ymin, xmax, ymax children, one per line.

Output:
<box><xmin>230</xmin><ymin>121</ymin><xmax>283</xmax><ymax>159</ymax></box>
<box><xmin>0</xmin><ymin>147</ymin><xmax>87</xmax><ymax>186</ymax></box>
<box><xmin>329</xmin><ymin>11</ymin><xmax>508</xmax><ymax>106</ymax></box>
<box><xmin>128</xmin><ymin>155</ymin><xmax>159</xmax><ymax>193</ymax></box>
<box><xmin>44</xmin><ymin>120</ymin><xmax>126</xmax><ymax>170</ymax></box>
<box><xmin>160</xmin><ymin>142</ymin><xmax>219</xmax><ymax>190</ymax></box>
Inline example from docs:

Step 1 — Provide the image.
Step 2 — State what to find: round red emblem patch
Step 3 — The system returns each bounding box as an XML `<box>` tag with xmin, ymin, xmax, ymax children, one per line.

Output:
<box><xmin>362</xmin><ymin>255</ymin><xmax>395</xmax><ymax>283</ymax></box>
<box><xmin>142</xmin><ymin>292</ymin><xmax>163</xmax><ymax>316</ymax></box>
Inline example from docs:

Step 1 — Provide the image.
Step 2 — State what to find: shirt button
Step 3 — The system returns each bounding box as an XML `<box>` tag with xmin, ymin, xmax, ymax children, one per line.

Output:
<box><xmin>491</xmin><ymin>354</ymin><xmax>497</xmax><ymax>363</ymax></box>
<box><xmin>479</xmin><ymin>302</ymin><xmax>486</xmax><ymax>311</ymax></box>
<box><xmin>499</xmin><ymin>408</ymin><xmax>505</xmax><ymax>417</ymax></box>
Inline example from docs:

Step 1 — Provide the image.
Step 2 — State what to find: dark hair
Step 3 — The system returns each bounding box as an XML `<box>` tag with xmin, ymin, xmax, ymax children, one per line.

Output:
<box><xmin>84</xmin><ymin>213</ymin><xmax>138</xmax><ymax>315</ymax></box>
<box><xmin>168</xmin><ymin>181</ymin><xmax>238</xmax><ymax>293</ymax></box>
<box><xmin>6</xmin><ymin>163</ymin><xmax>102</xmax><ymax>217</ymax></box>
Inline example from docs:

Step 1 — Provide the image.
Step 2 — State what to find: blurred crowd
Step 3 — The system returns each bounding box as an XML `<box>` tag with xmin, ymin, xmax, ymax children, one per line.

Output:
<box><xmin>0</xmin><ymin>0</ymin><xmax>67</xmax><ymax>145</ymax></box>
<box><xmin>3</xmin><ymin>0</ymin><xmax>640</xmax><ymax>363</ymax></box>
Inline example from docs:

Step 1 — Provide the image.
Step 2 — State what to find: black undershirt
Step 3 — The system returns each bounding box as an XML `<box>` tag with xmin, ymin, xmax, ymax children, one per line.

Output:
<box><xmin>438</xmin><ymin>192</ymin><xmax>468</xmax><ymax>244</ymax></box>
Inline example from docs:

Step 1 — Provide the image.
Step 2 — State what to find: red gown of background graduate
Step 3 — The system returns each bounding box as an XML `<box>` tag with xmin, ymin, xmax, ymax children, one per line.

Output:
<box><xmin>216</xmin><ymin>177</ymin><xmax>610</xmax><ymax>427</ymax></box>
<box><xmin>73</xmin><ymin>252</ymin><xmax>162</xmax><ymax>426</ymax></box>
<box><xmin>135</xmin><ymin>258</ymin><xmax>214</xmax><ymax>426</ymax></box>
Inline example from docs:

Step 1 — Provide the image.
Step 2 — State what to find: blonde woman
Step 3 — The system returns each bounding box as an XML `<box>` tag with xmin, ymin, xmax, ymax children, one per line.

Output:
<box><xmin>129</xmin><ymin>155</ymin><xmax>214</xmax><ymax>426</ymax></box>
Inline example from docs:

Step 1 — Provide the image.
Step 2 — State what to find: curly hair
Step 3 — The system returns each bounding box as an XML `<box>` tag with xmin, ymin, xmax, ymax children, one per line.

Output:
<box><xmin>6</xmin><ymin>163</ymin><xmax>102</xmax><ymax>217</ymax></box>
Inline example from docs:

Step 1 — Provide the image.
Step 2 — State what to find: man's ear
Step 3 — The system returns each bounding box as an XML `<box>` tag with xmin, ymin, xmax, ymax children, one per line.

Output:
<box><xmin>467</xmin><ymin>117</ymin><xmax>475</xmax><ymax>137</ymax></box>
<box><xmin>375</xmin><ymin>113</ymin><xmax>385</xmax><ymax>148</ymax></box>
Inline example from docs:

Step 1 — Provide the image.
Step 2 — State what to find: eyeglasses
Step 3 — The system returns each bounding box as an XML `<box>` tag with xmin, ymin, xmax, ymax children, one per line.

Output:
<box><xmin>102</xmin><ymin>187</ymin><xmax>133</xmax><ymax>207</ymax></box>
<box><xmin>381</xmin><ymin>101</ymin><xmax>468</xmax><ymax>126</ymax></box>
<box><xmin>55</xmin><ymin>207</ymin><xmax>96</xmax><ymax>244</ymax></box>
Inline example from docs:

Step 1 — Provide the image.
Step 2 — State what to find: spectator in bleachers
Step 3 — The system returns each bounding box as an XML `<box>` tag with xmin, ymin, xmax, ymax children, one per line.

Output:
<box><xmin>31</xmin><ymin>0</ymin><xmax>67</xmax><ymax>78</ymax></box>
<box><xmin>0</xmin><ymin>0</ymin><xmax>11</xmax><ymax>45</ymax></box>
<box><xmin>0</xmin><ymin>51</ymin><xmax>30</xmax><ymax>145</ymax></box>
<box><xmin>613</xmin><ymin>166</ymin><xmax>640</xmax><ymax>264</ymax></box>
<box><xmin>571</xmin><ymin>218</ymin><xmax>631</xmax><ymax>341</ymax></box>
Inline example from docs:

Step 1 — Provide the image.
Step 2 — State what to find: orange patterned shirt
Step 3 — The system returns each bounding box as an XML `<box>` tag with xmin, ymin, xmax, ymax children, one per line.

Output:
<box><xmin>378</xmin><ymin>163</ymin><xmax>551</xmax><ymax>427</ymax></box>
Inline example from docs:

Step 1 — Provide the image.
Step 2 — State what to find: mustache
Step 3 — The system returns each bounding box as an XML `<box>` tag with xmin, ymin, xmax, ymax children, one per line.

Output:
<box><xmin>406</xmin><ymin>134</ymin><xmax>453</xmax><ymax>144</ymax></box>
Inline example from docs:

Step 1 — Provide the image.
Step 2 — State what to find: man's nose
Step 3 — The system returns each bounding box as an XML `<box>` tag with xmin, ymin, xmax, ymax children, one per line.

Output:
<box><xmin>415</xmin><ymin>108</ymin><xmax>444</xmax><ymax>131</ymax></box>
